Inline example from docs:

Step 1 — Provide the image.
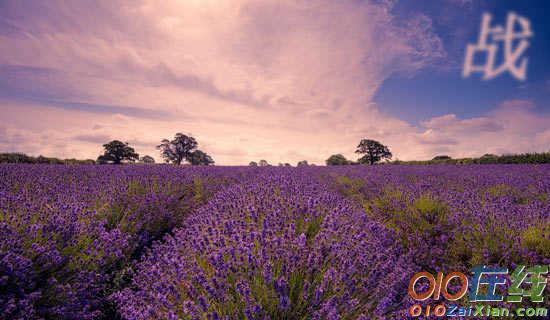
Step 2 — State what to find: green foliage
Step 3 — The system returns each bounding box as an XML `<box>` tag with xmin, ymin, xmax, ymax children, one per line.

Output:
<box><xmin>411</xmin><ymin>196</ymin><xmax>449</xmax><ymax>224</ymax></box>
<box><xmin>193</xmin><ymin>177</ymin><xmax>205</xmax><ymax>203</ymax></box>
<box><xmin>486</xmin><ymin>184</ymin><xmax>513</xmax><ymax>197</ymax></box>
<box><xmin>97</xmin><ymin>140</ymin><xmax>139</xmax><ymax>164</ymax></box>
<box><xmin>304</xmin><ymin>215</ymin><xmax>324</xmax><ymax>245</ymax></box>
<box><xmin>0</xmin><ymin>152</ymin><xmax>95</xmax><ymax>164</ymax></box>
<box><xmin>188</xmin><ymin>149</ymin><xmax>215</xmax><ymax>165</ymax></box>
<box><xmin>62</xmin><ymin>235</ymin><xmax>99</xmax><ymax>271</ymax></box>
<box><xmin>334</xmin><ymin>175</ymin><xmax>366</xmax><ymax>201</ymax></box>
<box><xmin>157</xmin><ymin>133</ymin><xmax>201</xmax><ymax>165</ymax></box>
<box><xmin>326</xmin><ymin>154</ymin><xmax>351</xmax><ymax>166</ymax></box>
<box><xmin>363</xmin><ymin>191</ymin><xmax>454</xmax><ymax>269</ymax></box>
<box><xmin>367</xmin><ymin>193</ymin><xmax>449</xmax><ymax>238</ymax></box>
<box><xmin>355</xmin><ymin>139</ymin><xmax>392</xmax><ymax>165</ymax></box>
<box><xmin>521</xmin><ymin>223</ymin><xmax>550</xmax><ymax>258</ymax></box>
<box><xmin>293</xmin><ymin>209</ymin><xmax>323</xmax><ymax>246</ymax></box>
<box><xmin>393</xmin><ymin>196</ymin><xmax>450</xmax><ymax>248</ymax></box>
<box><xmin>432</xmin><ymin>155</ymin><xmax>452</xmax><ymax>161</ymax></box>
<box><xmin>390</xmin><ymin>152</ymin><xmax>550</xmax><ymax>165</ymax></box>
<box><xmin>485</xmin><ymin>184</ymin><xmax>531</xmax><ymax>205</ymax></box>
<box><xmin>139</xmin><ymin>155</ymin><xmax>155</xmax><ymax>164</ymax></box>
<box><xmin>192</xmin><ymin>248</ymin><xmax>334</xmax><ymax>319</ymax></box>
<box><xmin>297</xmin><ymin>160</ymin><xmax>309</xmax><ymax>167</ymax></box>
<box><xmin>450</xmin><ymin>219</ymin><xmax>515</xmax><ymax>267</ymax></box>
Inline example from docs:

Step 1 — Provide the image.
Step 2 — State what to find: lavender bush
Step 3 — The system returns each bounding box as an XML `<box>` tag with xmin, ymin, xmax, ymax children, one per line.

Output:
<box><xmin>328</xmin><ymin>165</ymin><xmax>550</xmax><ymax>269</ymax></box>
<box><xmin>0</xmin><ymin>165</ymin><xmax>246</xmax><ymax>319</ymax></box>
<box><xmin>114</xmin><ymin>170</ymin><xmax>413</xmax><ymax>319</ymax></box>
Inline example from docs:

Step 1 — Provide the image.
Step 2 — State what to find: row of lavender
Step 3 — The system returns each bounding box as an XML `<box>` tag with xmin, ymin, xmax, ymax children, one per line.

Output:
<box><xmin>114</xmin><ymin>165</ymin><xmax>550</xmax><ymax>319</ymax></box>
<box><xmin>327</xmin><ymin>165</ymin><xmax>549</xmax><ymax>269</ymax></box>
<box><xmin>0</xmin><ymin>165</ymin><xmax>253</xmax><ymax>319</ymax></box>
<box><xmin>1</xmin><ymin>164</ymin><xmax>549</xmax><ymax>319</ymax></box>
<box><xmin>114</xmin><ymin>170</ymin><xmax>414</xmax><ymax>319</ymax></box>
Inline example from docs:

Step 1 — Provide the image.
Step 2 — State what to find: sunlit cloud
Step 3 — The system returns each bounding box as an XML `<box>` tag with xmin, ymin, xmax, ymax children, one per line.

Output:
<box><xmin>415</xmin><ymin>99</ymin><xmax>550</xmax><ymax>158</ymax></box>
<box><xmin>0</xmin><ymin>0</ymin><xmax>547</xmax><ymax>164</ymax></box>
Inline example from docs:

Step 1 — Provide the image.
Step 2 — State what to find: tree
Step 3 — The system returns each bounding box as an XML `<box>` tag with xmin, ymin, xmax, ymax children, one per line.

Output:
<box><xmin>249</xmin><ymin>161</ymin><xmax>258</xmax><ymax>166</ymax></box>
<box><xmin>188</xmin><ymin>150</ymin><xmax>214</xmax><ymax>166</ymax></box>
<box><xmin>326</xmin><ymin>154</ymin><xmax>350</xmax><ymax>166</ymax></box>
<box><xmin>97</xmin><ymin>140</ymin><xmax>139</xmax><ymax>164</ymax></box>
<box><xmin>355</xmin><ymin>139</ymin><xmax>392</xmax><ymax>165</ymax></box>
<box><xmin>140</xmin><ymin>155</ymin><xmax>155</xmax><ymax>164</ymax></box>
<box><xmin>157</xmin><ymin>133</ymin><xmax>198</xmax><ymax>165</ymax></box>
<box><xmin>432</xmin><ymin>155</ymin><xmax>451</xmax><ymax>161</ymax></box>
<box><xmin>297</xmin><ymin>160</ymin><xmax>309</xmax><ymax>167</ymax></box>
<box><xmin>478</xmin><ymin>153</ymin><xmax>498</xmax><ymax>164</ymax></box>
<box><xmin>259</xmin><ymin>160</ymin><xmax>269</xmax><ymax>167</ymax></box>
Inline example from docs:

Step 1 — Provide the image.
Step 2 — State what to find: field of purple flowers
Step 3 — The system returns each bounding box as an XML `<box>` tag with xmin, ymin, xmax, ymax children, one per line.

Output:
<box><xmin>1</xmin><ymin>164</ymin><xmax>549</xmax><ymax>319</ymax></box>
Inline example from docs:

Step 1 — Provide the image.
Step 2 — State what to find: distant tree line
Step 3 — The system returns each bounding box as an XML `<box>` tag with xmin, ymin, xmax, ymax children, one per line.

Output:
<box><xmin>324</xmin><ymin>140</ymin><xmax>550</xmax><ymax>166</ymax></box>
<box><xmin>325</xmin><ymin>139</ymin><xmax>393</xmax><ymax>165</ymax></box>
<box><xmin>390</xmin><ymin>152</ymin><xmax>550</xmax><ymax>165</ymax></box>
<box><xmin>0</xmin><ymin>153</ymin><xmax>95</xmax><ymax>164</ymax></box>
<box><xmin>157</xmin><ymin>133</ymin><xmax>214</xmax><ymax>165</ymax></box>
<box><xmin>0</xmin><ymin>132</ymin><xmax>215</xmax><ymax>166</ymax></box>
<box><xmin>97</xmin><ymin>140</ymin><xmax>140</xmax><ymax>164</ymax></box>
<box><xmin>96</xmin><ymin>133</ymin><xmax>214</xmax><ymax>165</ymax></box>
<box><xmin>248</xmin><ymin>159</ymin><xmax>313</xmax><ymax>167</ymax></box>
<box><xmin>2</xmin><ymin>136</ymin><xmax>549</xmax><ymax>165</ymax></box>
<box><xmin>248</xmin><ymin>139</ymin><xmax>392</xmax><ymax>167</ymax></box>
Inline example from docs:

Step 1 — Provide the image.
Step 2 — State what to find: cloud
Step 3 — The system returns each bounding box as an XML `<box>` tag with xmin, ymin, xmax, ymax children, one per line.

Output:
<box><xmin>418</xmin><ymin>129</ymin><xmax>459</xmax><ymax>145</ymax></box>
<box><xmin>422</xmin><ymin>114</ymin><xmax>503</xmax><ymax>133</ymax></box>
<box><xmin>0</xmin><ymin>64</ymin><xmax>176</xmax><ymax>119</ymax></box>
<box><xmin>414</xmin><ymin>100</ymin><xmax>550</xmax><ymax>158</ymax></box>
<box><xmin>0</xmin><ymin>1</ymin><xmax>546</xmax><ymax>164</ymax></box>
<box><xmin>0</xmin><ymin>0</ymin><xmax>447</xmax><ymax>164</ymax></box>
<box><xmin>0</xmin><ymin>125</ymin><xmax>71</xmax><ymax>156</ymax></box>
<box><xmin>140</xmin><ymin>63</ymin><xmax>272</xmax><ymax>109</ymax></box>
<box><xmin>73</xmin><ymin>134</ymin><xmax>112</xmax><ymax>144</ymax></box>
<box><xmin>497</xmin><ymin>99</ymin><xmax>535</xmax><ymax>110</ymax></box>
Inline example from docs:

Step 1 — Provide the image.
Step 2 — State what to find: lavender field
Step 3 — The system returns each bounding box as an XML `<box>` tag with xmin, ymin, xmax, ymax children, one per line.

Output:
<box><xmin>1</xmin><ymin>164</ymin><xmax>549</xmax><ymax>319</ymax></box>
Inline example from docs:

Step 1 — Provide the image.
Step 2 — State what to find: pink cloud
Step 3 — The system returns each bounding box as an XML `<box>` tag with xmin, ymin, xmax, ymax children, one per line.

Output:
<box><xmin>0</xmin><ymin>0</ymin><xmax>448</xmax><ymax>164</ymax></box>
<box><xmin>415</xmin><ymin>100</ymin><xmax>550</xmax><ymax>159</ymax></box>
<box><xmin>0</xmin><ymin>1</ymin><xmax>546</xmax><ymax>164</ymax></box>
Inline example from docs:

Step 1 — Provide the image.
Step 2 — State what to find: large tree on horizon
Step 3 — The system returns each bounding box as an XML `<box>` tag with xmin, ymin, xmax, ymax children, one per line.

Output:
<box><xmin>326</xmin><ymin>154</ymin><xmax>351</xmax><ymax>166</ymax></box>
<box><xmin>140</xmin><ymin>155</ymin><xmax>156</xmax><ymax>164</ymax></box>
<box><xmin>157</xmin><ymin>133</ymin><xmax>198</xmax><ymax>165</ymax></box>
<box><xmin>355</xmin><ymin>139</ymin><xmax>392</xmax><ymax>165</ymax></box>
<box><xmin>188</xmin><ymin>149</ymin><xmax>214</xmax><ymax>166</ymax></box>
<box><xmin>97</xmin><ymin>140</ymin><xmax>139</xmax><ymax>164</ymax></box>
<box><xmin>157</xmin><ymin>133</ymin><xmax>214</xmax><ymax>165</ymax></box>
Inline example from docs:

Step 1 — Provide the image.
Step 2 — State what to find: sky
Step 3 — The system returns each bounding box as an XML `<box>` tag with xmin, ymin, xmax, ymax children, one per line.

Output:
<box><xmin>0</xmin><ymin>0</ymin><xmax>549</xmax><ymax>165</ymax></box>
